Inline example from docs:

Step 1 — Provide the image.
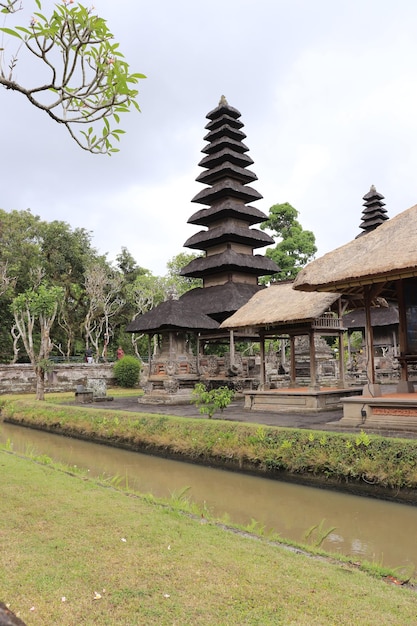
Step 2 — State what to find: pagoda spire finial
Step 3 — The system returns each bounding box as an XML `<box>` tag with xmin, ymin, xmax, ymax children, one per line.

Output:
<box><xmin>219</xmin><ymin>94</ymin><xmax>228</xmax><ymax>106</ymax></box>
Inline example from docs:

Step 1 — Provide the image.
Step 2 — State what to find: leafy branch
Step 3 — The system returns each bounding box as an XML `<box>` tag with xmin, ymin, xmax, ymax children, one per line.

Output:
<box><xmin>0</xmin><ymin>0</ymin><xmax>145</xmax><ymax>154</ymax></box>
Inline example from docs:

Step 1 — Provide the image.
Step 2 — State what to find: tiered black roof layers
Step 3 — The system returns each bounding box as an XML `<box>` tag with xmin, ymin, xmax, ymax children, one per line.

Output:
<box><xmin>357</xmin><ymin>185</ymin><xmax>389</xmax><ymax>237</ymax></box>
<box><xmin>181</xmin><ymin>96</ymin><xmax>279</xmax><ymax>282</ymax></box>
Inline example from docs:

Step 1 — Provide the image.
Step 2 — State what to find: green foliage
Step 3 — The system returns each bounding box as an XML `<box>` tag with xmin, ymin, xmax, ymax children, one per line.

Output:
<box><xmin>6</xmin><ymin>395</ymin><xmax>417</xmax><ymax>492</ymax></box>
<box><xmin>304</xmin><ymin>519</ymin><xmax>336</xmax><ymax>548</ymax></box>
<box><xmin>165</xmin><ymin>252</ymin><xmax>203</xmax><ymax>297</ymax></box>
<box><xmin>260</xmin><ymin>202</ymin><xmax>317</xmax><ymax>281</ymax></box>
<box><xmin>0</xmin><ymin>0</ymin><xmax>145</xmax><ymax>154</ymax></box>
<box><xmin>191</xmin><ymin>383</ymin><xmax>235</xmax><ymax>419</ymax></box>
<box><xmin>113</xmin><ymin>355</ymin><xmax>141</xmax><ymax>388</ymax></box>
<box><xmin>11</xmin><ymin>284</ymin><xmax>64</xmax><ymax>318</ymax></box>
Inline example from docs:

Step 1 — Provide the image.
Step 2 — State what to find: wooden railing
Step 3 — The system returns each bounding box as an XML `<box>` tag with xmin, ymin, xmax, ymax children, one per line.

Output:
<box><xmin>312</xmin><ymin>315</ymin><xmax>344</xmax><ymax>330</ymax></box>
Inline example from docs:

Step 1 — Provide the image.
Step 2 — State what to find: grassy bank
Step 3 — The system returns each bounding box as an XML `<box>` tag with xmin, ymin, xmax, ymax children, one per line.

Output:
<box><xmin>2</xmin><ymin>394</ymin><xmax>417</xmax><ymax>498</ymax></box>
<box><xmin>1</xmin><ymin>450</ymin><xmax>417</xmax><ymax>626</ymax></box>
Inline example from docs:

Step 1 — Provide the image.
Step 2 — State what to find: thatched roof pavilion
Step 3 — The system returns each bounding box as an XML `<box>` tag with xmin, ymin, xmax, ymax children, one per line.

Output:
<box><xmin>293</xmin><ymin>202</ymin><xmax>417</xmax><ymax>392</ymax></box>
<box><xmin>126</xmin><ymin>299</ymin><xmax>219</xmax><ymax>333</ymax></box>
<box><xmin>221</xmin><ymin>282</ymin><xmax>340</xmax><ymax>331</ymax></box>
<box><xmin>293</xmin><ymin>203</ymin><xmax>417</xmax><ymax>302</ymax></box>
<box><xmin>221</xmin><ymin>282</ymin><xmax>344</xmax><ymax>388</ymax></box>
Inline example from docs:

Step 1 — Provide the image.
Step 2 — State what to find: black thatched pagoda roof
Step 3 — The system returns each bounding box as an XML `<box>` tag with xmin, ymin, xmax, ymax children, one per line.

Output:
<box><xmin>343</xmin><ymin>306</ymin><xmax>398</xmax><ymax>329</ymax></box>
<box><xmin>195</xmin><ymin>161</ymin><xmax>257</xmax><ymax>186</ymax></box>
<box><xmin>127</xmin><ymin>98</ymin><xmax>279</xmax><ymax>340</ymax></box>
<box><xmin>179</xmin><ymin>283</ymin><xmax>265</xmax><ymax>322</ymax></box>
<box><xmin>180</xmin><ymin>249</ymin><xmax>279</xmax><ymax>278</ymax></box>
<box><xmin>187</xmin><ymin>200</ymin><xmax>267</xmax><ymax>227</ymax></box>
<box><xmin>181</xmin><ymin>95</ymin><xmax>279</xmax><ymax>282</ymax></box>
<box><xmin>191</xmin><ymin>178</ymin><xmax>263</xmax><ymax>206</ymax></box>
<box><xmin>126</xmin><ymin>299</ymin><xmax>219</xmax><ymax>333</ymax></box>
<box><xmin>198</xmin><ymin>148</ymin><xmax>254</xmax><ymax>170</ymax></box>
<box><xmin>357</xmin><ymin>185</ymin><xmax>389</xmax><ymax>237</ymax></box>
<box><xmin>183</xmin><ymin>223</ymin><xmax>274</xmax><ymax>250</ymax></box>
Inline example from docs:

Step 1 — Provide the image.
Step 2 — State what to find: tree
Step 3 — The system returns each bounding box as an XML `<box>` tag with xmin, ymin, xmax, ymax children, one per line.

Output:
<box><xmin>124</xmin><ymin>272</ymin><xmax>168</xmax><ymax>359</ymax></box>
<box><xmin>166</xmin><ymin>252</ymin><xmax>203</xmax><ymax>297</ymax></box>
<box><xmin>0</xmin><ymin>209</ymin><xmax>100</xmax><ymax>360</ymax></box>
<box><xmin>260</xmin><ymin>203</ymin><xmax>317</xmax><ymax>281</ymax></box>
<box><xmin>83</xmin><ymin>262</ymin><xmax>125</xmax><ymax>361</ymax></box>
<box><xmin>11</xmin><ymin>283</ymin><xmax>64</xmax><ymax>399</ymax></box>
<box><xmin>0</xmin><ymin>0</ymin><xmax>145</xmax><ymax>154</ymax></box>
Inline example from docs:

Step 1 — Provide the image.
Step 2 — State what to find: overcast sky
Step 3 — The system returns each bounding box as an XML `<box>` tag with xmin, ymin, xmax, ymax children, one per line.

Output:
<box><xmin>2</xmin><ymin>1</ymin><xmax>417</xmax><ymax>275</ymax></box>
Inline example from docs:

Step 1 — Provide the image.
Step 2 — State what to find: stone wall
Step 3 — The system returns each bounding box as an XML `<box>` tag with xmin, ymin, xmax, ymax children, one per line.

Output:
<box><xmin>0</xmin><ymin>363</ymin><xmax>115</xmax><ymax>394</ymax></box>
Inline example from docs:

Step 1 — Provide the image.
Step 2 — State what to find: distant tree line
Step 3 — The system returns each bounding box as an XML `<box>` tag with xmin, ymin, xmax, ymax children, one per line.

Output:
<box><xmin>0</xmin><ymin>202</ymin><xmax>315</xmax><ymax>399</ymax></box>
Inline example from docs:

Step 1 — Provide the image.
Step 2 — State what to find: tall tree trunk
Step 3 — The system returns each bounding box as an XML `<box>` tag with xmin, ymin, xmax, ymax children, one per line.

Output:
<box><xmin>35</xmin><ymin>365</ymin><xmax>45</xmax><ymax>401</ymax></box>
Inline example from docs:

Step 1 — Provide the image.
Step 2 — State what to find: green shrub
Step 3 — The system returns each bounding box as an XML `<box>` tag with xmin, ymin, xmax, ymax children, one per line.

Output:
<box><xmin>191</xmin><ymin>383</ymin><xmax>235</xmax><ymax>419</ymax></box>
<box><xmin>113</xmin><ymin>356</ymin><xmax>141</xmax><ymax>388</ymax></box>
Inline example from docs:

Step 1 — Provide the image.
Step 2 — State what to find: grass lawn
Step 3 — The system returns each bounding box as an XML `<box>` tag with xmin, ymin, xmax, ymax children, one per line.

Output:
<box><xmin>1</xmin><ymin>450</ymin><xmax>417</xmax><ymax>626</ymax></box>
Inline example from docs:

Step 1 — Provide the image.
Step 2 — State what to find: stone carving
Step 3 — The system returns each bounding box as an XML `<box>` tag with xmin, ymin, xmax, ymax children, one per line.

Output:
<box><xmin>163</xmin><ymin>378</ymin><xmax>179</xmax><ymax>394</ymax></box>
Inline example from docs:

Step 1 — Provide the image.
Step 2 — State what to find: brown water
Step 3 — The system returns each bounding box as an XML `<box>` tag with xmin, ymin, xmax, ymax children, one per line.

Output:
<box><xmin>2</xmin><ymin>421</ymin><xmax>417</xmax><ymax>571</ymax></box>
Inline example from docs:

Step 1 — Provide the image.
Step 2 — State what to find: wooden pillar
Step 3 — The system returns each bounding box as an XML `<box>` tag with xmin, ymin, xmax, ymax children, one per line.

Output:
<box><xmin>363</xmin><ymin>285</ymin><xmax>381</xmax><ymax>396</ymax></box>
<box><xmin>364</xmin><ymin>286</ymin><xmax>375</xmax><ymax>383</ymax></box>
<box><xmin>229</xmin><ymin>329</ymin><xmax>235</xmax><ymax>367</ymax></box>
<box><xmin>259</xmin><ymin>333</ymin><xmax>266</xmax><ymax>389</ymax></box>
<box><xmin>338</xmin><ymin>330</ymin><xmax>345</xmax><ymax>387</ymax></box>
<box><xmin>309</xmin><ymin>330</ymin><xmax>318</xmax><ymax>390</ymax></box>
<box><xmin>281</xmin><ymin>338</ymin><xmax>286</xmax><ymax>368</ymax></box>
<box><xmin>289</xmin><ymin>335</ymin><xmax>296</xmax><ymax>387</ymax></box>
<box><xmin>196</xmin><ymin>333</ymin><xmax>200</xmax><ymax>376</ymax></box>
<box><xmin>396</xmin><ymin>279</ymin><xmax>414</xmax><ymax>392</ymax></box>
<box><xmin>337</xmin><ymin>298</ymin><xmax>345</xmax><ymax>388</ymax></box>
<box><xmin>148</xmin><ymin>334</ymin><xmax>152</xmax><ymax>372</ymax></box>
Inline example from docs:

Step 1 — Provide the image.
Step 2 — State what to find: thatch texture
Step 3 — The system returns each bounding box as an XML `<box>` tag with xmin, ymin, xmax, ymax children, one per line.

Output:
<box><xmin>203</xmin><ymin>125</ymin><xmax>247</xmax><ymax>144</ymax></box>
<box><xmin>191</xmin><ymin>178</ymin><xmax>262</xmax><ymax>205</ymax></box>
<box><xmin>294</xmin><ymin>203</ymin><xmax>417</xmax><ymax>293</ymax></box>
<box><xmin>126</xmin><ymin>299</ymin><xmax>219</xmax><ymax>333</ymax></box>
<box><xmin>187</xmin><ymin>200</ymin><xmax>267</xmax><ymax>227</ymax></box>
<box><xmin>179</xmin><ymin>283</ymin><xmax>264</xmax><ymax>320</ymax></box>
<box><xmin>343</xmin><ymin>306</ymin><xmax>398</xmax><ymax>329</ymax></box>
<box><xmin>183</xmin><ymin>224</ymin><xmax>274</xmax><ymax>249</ymax></box>
<box><xmin>220</xmin><ymin>282</ymin><xmax>340</xmax><ymax>330</ymax></box>
<box><xmin>198</xmin><ymin>148</ymin><xmax>254</xmax><ymax>170</ymax></box>
<box><xmin>180</xmin><ymin>249</ymin><xmax>279</xmax><ymax>277</ymax></box>
<box><xmin>195</xmin><ymin>161</ymin><xmax>257</xmax><ymax>186</ymax></box>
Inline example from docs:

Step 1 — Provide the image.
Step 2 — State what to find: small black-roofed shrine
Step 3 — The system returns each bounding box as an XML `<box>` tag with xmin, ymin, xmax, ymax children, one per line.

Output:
<box><xmin>356</xmin><ymin>185</ymin><xmax>388</xmax><ymax>237</ymax></box>
<box><xmin>127</xmin><ymin>97</ymin><xmax>279</xmax><ymax>402</ymax></box>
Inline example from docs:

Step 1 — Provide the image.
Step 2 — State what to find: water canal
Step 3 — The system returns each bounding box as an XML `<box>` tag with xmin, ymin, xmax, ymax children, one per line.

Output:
<box><xmin>2</xmin><ymin>421</ymin><xmax>417</xmax><ymax>572</ymax></box>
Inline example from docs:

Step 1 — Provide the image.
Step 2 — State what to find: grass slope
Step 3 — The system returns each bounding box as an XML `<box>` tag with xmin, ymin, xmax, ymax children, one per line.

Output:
<box><xmin>1</xmin><ymin>451</ymin><xmax>417</xmax><ymax>626</ymax></box>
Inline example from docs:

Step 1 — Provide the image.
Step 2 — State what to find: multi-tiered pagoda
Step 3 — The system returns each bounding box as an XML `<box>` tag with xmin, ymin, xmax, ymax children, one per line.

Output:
<box><xmin>127</xmin><ymin>98</ymin><xmax>278</xmax><ymax>401</ymax></box>
<box><xmin>356</xmin><ymin>185</ymin><xmax>389</xmax><ymax>237</ymax></box>
<box><xmin>179</xmin><ymin>96</ymin><xmax>279</xmax><ymax>322</ymax></box>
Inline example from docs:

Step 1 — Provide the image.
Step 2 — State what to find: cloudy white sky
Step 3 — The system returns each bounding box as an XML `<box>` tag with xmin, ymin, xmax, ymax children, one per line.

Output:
<box><xmin>1</xmin><ymin>0</ymin><xmax>417</xmax><ymax>275</ymax></box>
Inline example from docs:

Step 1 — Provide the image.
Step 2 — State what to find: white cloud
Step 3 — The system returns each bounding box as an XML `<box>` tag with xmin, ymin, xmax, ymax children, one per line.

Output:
<box><xmin>3</xmin><ymin>0</ymin><xmax>417</xmax><ymax>274</ymax></box>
